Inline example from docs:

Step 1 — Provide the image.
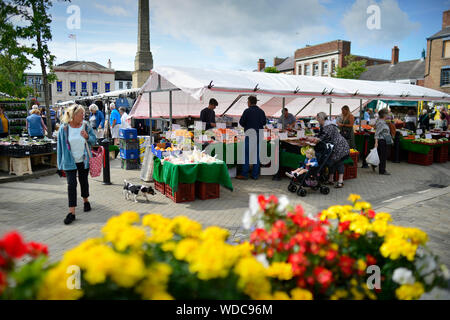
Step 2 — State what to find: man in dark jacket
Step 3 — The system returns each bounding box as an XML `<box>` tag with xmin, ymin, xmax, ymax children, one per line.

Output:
<box><xmin>237</xmin><ymin>96</ymin><xmax>266</xmax><ymax>180</ymax></box>
<box><xmin>200</xmin><ymin>98</ymin><xmax>218</xmax><ymax>130</ymax></box>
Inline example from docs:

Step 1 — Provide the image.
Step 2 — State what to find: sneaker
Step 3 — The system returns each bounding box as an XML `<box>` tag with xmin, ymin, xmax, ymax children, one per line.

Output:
<box><xmin>64</xmin><ymin>213</ymin><xmax>75</xmax><ymax>225</ymax></box>
<box><xmin>83</xmin><ymin>201</ymin><xmax>91</xmax><ymax>212</ymax></box>
<box><xmin>285</xmin><ymin>172</ymin><xmax>294</xmax><ymax>179</ymax></box>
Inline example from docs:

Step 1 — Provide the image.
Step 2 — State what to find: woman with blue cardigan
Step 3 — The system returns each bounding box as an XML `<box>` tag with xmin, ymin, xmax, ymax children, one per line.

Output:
<box><xmin>88</xmin><ymin>103</ymin><xmax>105</xmax><ymax>138</ymax></box>
<box><xmin>57</xmin><ymin>105</ymin><xmax>97</xmax><ymax>225</ymax></box>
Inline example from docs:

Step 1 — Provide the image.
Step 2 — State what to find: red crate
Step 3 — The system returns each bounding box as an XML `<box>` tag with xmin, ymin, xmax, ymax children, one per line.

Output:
<box><xmin>408</xmin><ymin>150</ymin><xmax>433</xmax><ymax>166</ymax></box>
<box><xmin>434</xmin><ymin>145</ymin><xmax>448</xmax><ymax>163</ymax></box>
<box><xmin>196</xmin><ymin>182</ymin><xmax>220</xmax><ymax>200</ymax></box>
<box><xmin>154</xmin><ymin>181</ymin><xmax>165</xmax><ymax>194</ymax></box>
<box><xmin>335</xmin><ymin>164</ymin><xmax>357</xmax><ymax>181</ymax></box>
<box><xmin>165</xmin><ymin>183</ymin><xmax>195</xmax><ymax>203</ymax></box>
<box><xmin>349</xmin><ymin>152</ymin><xmax>359</xmax><ymax>167</ymax></box>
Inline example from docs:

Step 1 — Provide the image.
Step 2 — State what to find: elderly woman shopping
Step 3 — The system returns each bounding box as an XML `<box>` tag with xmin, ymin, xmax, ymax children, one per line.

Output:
<box><xmin>314</xmin><ymin>112</ymin><xmax>350</xmax><ymax>188</ymax></box>
<box><xmin>88</xmin><ymin>104</ymin><xmax>105</xmax><ymax>139</ymax></box>
<box><xmin>57</xmin><ymin>104</ymin><xmax>97</xmax><ymax>225</ymax></box>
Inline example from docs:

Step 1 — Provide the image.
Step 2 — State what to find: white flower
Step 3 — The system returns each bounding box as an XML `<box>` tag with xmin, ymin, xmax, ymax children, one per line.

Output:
<box><xmin>440</xmin><ymin>264</ymin><xmax>450</xmax><ymax>280</ymax></box>
<box><xmin>415</xmin><ymin>254</ymin><xmax>437</xmax><ymax>276</ymax></box>
<box><xmin>392</xmin><ymin>268</ymin><xmax>415</xmax><ymax>285</ymax></box>
<box><xmin>256</xmin><ymin>254</ymin><xmax>269</xmax><ymax>268</ymax></box>
<box><xmin>242</xmin><ymin>210</ymin><xmax>252</xmax><ymax>230</ymax></box>
<box><xmin>242</xmin><ymin>194</ymin><xmax>262</xmax><ymax>230</ymax></box>
<box><xmin>419</xmin><ymin>287</ymin><xmax>450</xmax><ymax>300</ymax></box>
<box><xmin>277</xmin><ymin>195</ymin><xmax>290</xmax><ymax>213</ymax></box>
<box><xmin>248</xmin><ymin>193</ymin><xmax>259</xmax><ymax>215</ymax></box>
<box><xmin>424</xmin><ymin>273</ymin><xmax>435</xmax><ymax>285</ymax></box>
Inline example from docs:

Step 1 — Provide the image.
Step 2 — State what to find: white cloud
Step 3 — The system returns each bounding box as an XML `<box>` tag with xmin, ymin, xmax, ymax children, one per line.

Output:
<box><xmin>341</xmin><ymin>0</ymin><xmax>420</xmax><ymax>46</ymax></box>
<box><xmin>150</xmin><ymin>0</ymin><xmax>330</xmax><ymax>67</ymax></box>
<box><xmin>94</xmin><ymin>3</ymin><xmax>131</xmax><ymax>17</ymax></box>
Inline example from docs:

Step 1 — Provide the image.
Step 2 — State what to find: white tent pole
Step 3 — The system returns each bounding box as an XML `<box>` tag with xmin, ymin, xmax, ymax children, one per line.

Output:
<box><xmin>149</xmin><ymin>92</ymin><xmax>152</xmax><ymax>144</ymax></box>
<box><xmin>169</xmin><ymin>90</ymin><xmax>173</xmax><ymax>131</ymax></box>
<box><xmin>359</xmin><ymin>99</ymin><xmax>362</xmax><ymax>132</ymax></box>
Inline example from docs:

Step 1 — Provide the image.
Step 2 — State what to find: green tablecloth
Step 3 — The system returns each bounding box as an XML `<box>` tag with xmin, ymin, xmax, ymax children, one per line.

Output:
<box><xmin>153</xmin><ymin>157</ymin><xmax>233</xmax><ymax>193</ymax></box>
<box><xmin>355</xmin><ymin>133</ymin><xmax>375</xmax><ymax>155</ymax></box>
<box><xmin>399</xmin><ymin>139</ymin><xmax>434</xmax><ymax>155</ymax></box>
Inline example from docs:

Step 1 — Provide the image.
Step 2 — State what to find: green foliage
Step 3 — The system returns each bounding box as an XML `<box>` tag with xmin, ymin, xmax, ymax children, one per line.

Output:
<box><xmin>264</xmin><ymin>66</ymin><xmax>280</xmax><ymax>73</ymax></box>
<box><xmin>333</xmin><ymin>55</ymin><xmax>367</xmax><ymax>80</ymax></box>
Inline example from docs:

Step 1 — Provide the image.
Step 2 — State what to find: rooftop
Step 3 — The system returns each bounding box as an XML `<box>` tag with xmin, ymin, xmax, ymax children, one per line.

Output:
<box><xmin>427</xmin><ymin>26</ymin><xmax>450</xmax><ymax>40</ymax></box>
<box><xmin>358</xmin><ymin>59</ymin><xmax>425</xmax><ymax>81</ymax></box>
<box><xmin>275</xmin><ymin>56</ymin><xmax>294</xmax><ymax>72</ymax></box>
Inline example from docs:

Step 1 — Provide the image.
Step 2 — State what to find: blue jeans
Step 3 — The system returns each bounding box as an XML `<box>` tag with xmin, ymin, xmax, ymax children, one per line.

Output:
<box><xmin>242</xmin><ymin>136</ymin><xmax>260</xmax><ymax>178</ymax></box>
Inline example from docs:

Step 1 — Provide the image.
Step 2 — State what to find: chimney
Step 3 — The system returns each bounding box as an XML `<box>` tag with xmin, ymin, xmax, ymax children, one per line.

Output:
<box><xmin>107</xmin><ymin>59</ymin><xmax>112</xmax><ymax>69</ymax></box>
<box><xmin>391</xmin><ymin>46</ymin><xmax>399</xmax><ymax>65</ymax></box>
<box><xmin>257</xmin><ymin>58</ymin><xmax>266</xmax><ymax>72</ymax></box>
<box><xmin>443</xmin><ymin>10</ymin><xmax>450</xmax><ymax>29</ymax></box>
<box><xmin>273</xmin><ymin>57</ymin><xmax>284</xmax><ymax>67</ymax></box>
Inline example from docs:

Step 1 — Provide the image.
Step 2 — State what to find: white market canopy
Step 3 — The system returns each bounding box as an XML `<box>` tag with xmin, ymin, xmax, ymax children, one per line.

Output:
<box><xmin>77</xmin><ymin>88</ymin><xmax>141</xmax><ymax>101</ymax></box>
<box><xmin>130</xmin><ymin>66</ymin><xmax>450</xmax><ymax>119</ymax></box>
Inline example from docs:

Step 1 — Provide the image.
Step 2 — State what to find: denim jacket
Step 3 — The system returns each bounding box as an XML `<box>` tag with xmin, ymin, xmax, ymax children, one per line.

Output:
<box><xmin>57</xmin><ymin>120</ymin><xmax>97</xmax><ymax>170</ymax></box>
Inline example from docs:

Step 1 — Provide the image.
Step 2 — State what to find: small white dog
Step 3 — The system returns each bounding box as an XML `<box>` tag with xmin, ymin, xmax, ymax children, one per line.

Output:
<box><xmin>123</xmin><ymin>180</ymin><xmax>155</xmax><ymax>202</ymax></box>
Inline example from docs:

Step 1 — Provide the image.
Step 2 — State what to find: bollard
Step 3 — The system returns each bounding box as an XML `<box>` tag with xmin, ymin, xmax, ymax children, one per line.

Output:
<box><xmin>100</xmin><ymin>138</ymin><xmax>112</xmax><ymax>185</ymax></box>
<box><xmin>361</xmin><ymin>133</ymin><xmax>369</xmax><ymax>168</ymax></box>
<box><xmin>393</xmin><ymin>131</ymin><xmax>401</xmax><ymax>163</ymax></box>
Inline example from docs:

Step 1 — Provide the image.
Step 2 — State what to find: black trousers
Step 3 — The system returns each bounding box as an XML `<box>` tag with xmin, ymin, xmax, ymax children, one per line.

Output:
<box><xmin>377</xmin><ymin>140</ymin><xmax>389</xmax><ymax>174</ymax></box>
<box><xmin>66</xmin><ymin>162</ymin><xmax>89</xmax><ymax>207</ymax></box>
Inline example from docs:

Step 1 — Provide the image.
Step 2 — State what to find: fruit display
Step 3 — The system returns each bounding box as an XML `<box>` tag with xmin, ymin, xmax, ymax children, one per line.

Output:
<box><xmin>162</xmin><ymin>147</ymin><xmax>221</xmax><ymax>165</ymax></box>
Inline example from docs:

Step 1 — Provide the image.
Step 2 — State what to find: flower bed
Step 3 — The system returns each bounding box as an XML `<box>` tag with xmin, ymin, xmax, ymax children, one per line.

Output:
<box><xmin>1</xmin><ymin>195</ymin><xmax>449</xmax><ymax>300</ymax></box>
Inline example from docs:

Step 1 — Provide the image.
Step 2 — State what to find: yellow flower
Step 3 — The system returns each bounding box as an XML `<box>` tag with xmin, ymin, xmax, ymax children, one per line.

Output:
<box><xmin>349</xmin><ymin>215</ymin><xmax>371</xmax><ymax>235</ymax></box>
<box><xmin>374</xmin><ymin>212</ymin><xmax>392</xmax><ymax>222</ymax></box>
<box><xmin>136</xmin><ymin>263</ymin><xmax>173</xmax><ymax>300</ymax></box>
<box><xmin>174</xmin><ymin>238</ymin><xmax>200</xmax><ymax>262</ymax></box>
<box><xmin>357</xmin><ymin>259</ymin><xmax>367</xmax><ymax>272</ymax></box>
<box><xmin>272</xmin><ymin>291</ymin><xmax>290</xmax><ymax>300</ymax></box>
<box><xmin>234</xmin><ymin>256</ymin><xmax>271</xmax><ymax>299</ymax></box>
<box><xmin>330</xmin><ymin>289</ymin><xmax>348</xmax><ymax>300</ymax></box>
<box><xmin>353</xmin><ymin>201</ymin><xmax>371</xmax><ymax>211</ymax></box>
<box><xmin>161</xmin><ymin>241</ymin><xmax>177</xmax><ymax>252</ymax></box>
<box><xmin>119</xmin><ymin>211</ymin><xmax>140</xmax><ymax>224</ymax></box>
<box><xmin>348</xmin><ymin>194</ymin><xmax>361</xmax><ymax>203</ymax></box>
<box><xmin>110</xmin><ymin>254</ymin><xmax>146</xmax><ymax>288</ymax></box>
<box><xmin>200</xmin><ymin>226</ymin><xmax>229</xmax><ymax>241</ymax></box>
<box><xmin>395</xmin><ymin>283</ymin><xmax>424</xmax><ymax>300</ymax></box>
<box><xmin>37</xmin><ymin>264</ymin><xmax>84</xmax><ymax>300</ymax></box>
<box><xmin>350</xmin><ymin>287</ymin><xmax>364</xmax><ymax>300</ymax></box>
<box><xmin>371</xmin><ymin>219</ymin><xmax>389</xmax><ymax>237</ymax></box>
<box><xmin>290</xmin><ymin>288</ymin><xmax>313</xmax><ymax>300</ymax></box>
<box><xmin>266</xmin><ymin>262</ymin><xmax>293</xmax><ymax>281</ymax></box>
<box><xmin>171</xmin><ymin>216</ymin><xmax>203</xmax><ymax>238</ymax></box>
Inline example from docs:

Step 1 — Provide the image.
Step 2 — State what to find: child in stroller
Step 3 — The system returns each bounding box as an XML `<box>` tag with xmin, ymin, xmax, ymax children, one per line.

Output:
<box><xmin>285</xmin><ymin>148</ymin><xmax>318</xmax><ymax>179</ymax></box>
<box><xmin>287</xmin><ymin>141</ymin><xmax>333</xmax><ymax>197</ymax></box>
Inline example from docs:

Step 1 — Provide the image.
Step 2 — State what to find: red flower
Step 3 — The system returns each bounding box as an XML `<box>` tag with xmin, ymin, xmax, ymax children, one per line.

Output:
<box><xmin>306</xmin><ymin>276</ymin><xmax>315</xmax><ymax>286</ymax></box>
<box><xmin>257</xmin><ymin>195</ymin><xmax>278</xmax><ymax>211</ymax></box>
<box><xmin>295</xmin><ymin>205</ymin><xmax>304</xmax><ymax>216</ymax></box>
<box><xmin>313</xmin><ymin>266</ymin><xmax>333</xmax><ymax>287</ymax></box>
<box><xmin>366</xmin><ymin>254</ymin><xmax>377</xmax><ymax>266</ymax></box>
<box><xmin>27</xmin><ymin>242</ymin><xmax>48</xmax><ymax>258</ymax></box>
<box><xmin>367</xmin><ymin>209</ymin><xmax>376</xmax><ymax>219</ymax></box>
<box><xmin>338</xmin><ymin>255</ymin><xmax>355</xmax><ymax>276</ymax></box>
<box><xmin>273</xmin><ymin>220</ymin><xmax>288</xmax><ymax>236</ymax></box>
<box><xmin>325</xmin><ymin>249</ymin><xmax>338</xmax><ymax>261</ymax></box>
<box><xmin>0</xmin><ymin>231</ymin><xmax>28</xmax><ymax>259</ymax></box>
<box><xmin>268</xmin><ymin>195</ymin><xmax>278</xmax><ymax>205</ymax></box>
<box><xmin>338</xmin><ymin>221</ymin><xmax>351</xmax><ymax>233</ymax></box>
<box><xmin>250</xmin><ymin>228</ymin><xmax>268</xmax><ymax>244</ymax></box>
<box><xmin>267</xmin><ymin>247</ymin><xmax>274</xmax><ymax>258</ymax></box>
<box><xmin>0</xmin><ymin>270</ymin><xmax>6</xmax><ymax>293</ymax></box>
<box><xmin>288</xmin><ymin>252</ymin><xmax>307</xmax><ymax>266</ymax></box>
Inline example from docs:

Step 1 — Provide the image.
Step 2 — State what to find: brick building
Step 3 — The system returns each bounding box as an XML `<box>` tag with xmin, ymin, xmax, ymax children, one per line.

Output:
<box><xmin>424</xmin><ymin>10</ymin><xmax>450</xmax><ymax>94</ymax></box>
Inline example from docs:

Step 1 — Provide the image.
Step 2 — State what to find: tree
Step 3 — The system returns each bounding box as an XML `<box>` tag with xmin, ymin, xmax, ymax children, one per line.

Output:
<box><xmin>333</xmin><ymin>55</ymin><xmax>367</xmax><ymax>80</ymax></box>
<box><xmin>0</xmin><ymin>2</ymin><xmax>33</xmax><ymax>98</ymax></box>
<box><xmin>3</xmin><ymin>0</ymin><xmax>68</xmax><ymax>138</ymax></box>
<box><xmin>264</xmin><ymin>66</ymin><xmax>280</xmax><ymax>73</ymax></box>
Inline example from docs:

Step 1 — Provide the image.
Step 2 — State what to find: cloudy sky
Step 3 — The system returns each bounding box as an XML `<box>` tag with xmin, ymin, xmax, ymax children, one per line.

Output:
<box><xmin>24</xmin><ymin>0</ymin><xmax>450</xmax><ymax>73</ymax></box>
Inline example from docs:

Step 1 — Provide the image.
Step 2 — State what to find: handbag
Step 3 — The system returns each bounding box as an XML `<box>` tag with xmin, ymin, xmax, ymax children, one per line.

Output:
<box><xmin>83</xmin><ymin>124</ymin><xmax>104</xmax><ymax>178</ymax></box>
<box><xmin>383</xmin><ymin>132</ymin><xmax>393</xmax><ymax>145</ymax></box>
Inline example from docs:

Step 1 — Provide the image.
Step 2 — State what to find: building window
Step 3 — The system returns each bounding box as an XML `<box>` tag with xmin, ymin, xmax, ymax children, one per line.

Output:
<box><xmin>105</xmin><ymin>82</ymin><xmax>111</xmax><ymax>93</ymax></box>
<box><xmin>297</xmin><ymin>65</ymin><xmax>302</xmax><ymax>75</ymax></box>
<box><xmin>322</xmin><ymin>61</ymin><xmax>328</xmax><ymax>76</ymax></box>
<box><xmin>313</xmin><ymin>63</ymin><xmax>319</xmax><ymax>76</ymax></box>
<box><xmin>331</xmin><ymin>60</ymin><xmax>336</xmax><ymax>74</ymax></box>
<box><xmin>70</xmin><ymin>81</ymin><xmax>76</xmax><ymax>95</ymax></box>
<box><xmin>126</xmin><ymin>82</ymin><xmax>132</xmax><ymax>89</ymax></box>
<box><xmin>56</xmin><ymin>81</ymin><xmax>62</xmax><ymax>92</ymax></box>
<box><xmin>444</xmin><ymin>40</ymin><xmax>450</xmax><ymax>58</ymax></box>
<box><xmin>28</xmin><ymin>78</ymin><xmax>33</xmax><ymax>85</ymax></box>
<box><xmin>119</xmin><ymin>81</ymin><xmax>123</xmax><ymax>89</ymax></box>
<box><xmin>441</xmin><ymin>67</ymin><xmax>450</xmax><ymax>86</ymax></box>
<box><xmin>304</xmin><ymin>64</ymin><xmax>310</xmax><ymax>76</ymax></box>
<box><xmin>81</xmin><ymin>81</ymin><xmax>87</xmax><ymax>96</ymax></box>
<box><xmin>92</xmin><ymin>82</ymin><xmax>98</xmax><ymax>94</ymax></box>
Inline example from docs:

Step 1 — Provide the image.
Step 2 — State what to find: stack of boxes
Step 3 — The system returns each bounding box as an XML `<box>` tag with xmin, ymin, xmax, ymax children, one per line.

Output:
<box><xmin>119</xmin><ymin>128</ymin><xmax>140</xmax><ymax>170</ymax></box>
<box><xmin>138</xmin><ymin>136</ymin><xmax>152</xmax><ymax>164</ymax></box>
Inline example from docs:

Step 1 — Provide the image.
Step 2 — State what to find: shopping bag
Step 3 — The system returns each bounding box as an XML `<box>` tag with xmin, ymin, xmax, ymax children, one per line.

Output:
<box><xmin>88</xmin><ymin>146</ymin><xmax>104</xmax><ymax>178</ymax></box>
<box><xmin>366</xmin><ymin>148</ymin><xmax>380</xmax><ymax>166</ymax></box>
<box><xmin>97</xmin><ymin>128</ymin><xmax>104</xmax><ymax>139</ymax></box>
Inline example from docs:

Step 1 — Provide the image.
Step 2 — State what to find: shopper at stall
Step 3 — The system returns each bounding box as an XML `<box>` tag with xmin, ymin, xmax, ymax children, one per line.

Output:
<box><xmin>363</xmin><ymin>108</ymin><xmax>371</xmax><ymax>122</ymax></box>
<box><xmin>89</xmin><ymin>104</ymin><xmax>105</xmax><ymax>139</ymax></box>
<box><xmin>435</xmin><ymin>112</ymin><xmax>448</xmax><ymax>130</ymax></box>
<box><xmin>372</xmin><ymin>109</ymin><xmax>392</xmax><ymax>175</ymax></box>
<box><xmin>119</xmin><ymin>107</ymin><xmax>131</xmax><ymax>129</ymax></box>
<box><xmin>440</xmin><ymin>106</ymin><xmax>450</xmax><ymax>130</ymax></box>
<box><xmin>57</xmin><ymin>104</ymin><xmax>97</xmax><ymax>225</ymax></box>
<box><xmin>109</xmin><ymin>103</ymin><xmax>121</xmax><ymax>145</ymax></box>
<box><xmin>0</xmin><ymin>106</ymin><xmax>9</xmax><ymax>138</ymax></box>
<box><xmin>337</xmin><ymin>105</ymin><xmax>356</xmax><ymax>149</ymax></box>
<box><xmin>236</xmin><ymin>96</ymin><xmax>267</xmax><ymax>180</ymax></box>
<box><xmin>314</xmin><ymin>112</ymin><xmax>350</xmax><ymax>188</ymax></box>
<box><xmin>26</xmin><ymin>109</ymin><xmax>47</xmax><ymax>138</ymax></box>
<box><xmin>278</xmin><ymin>108</ymin><xmax>296</xmax><ymax>130</ymax></box>
<box><xmin>200</xmin><ymin>98</ymin><xmax>218</xmax><ymax>130</ymax></box>
<box><xmin>404</xmin><ymin>109</ymin><xmax>417</xmax><ymax>131</ymax></box>
<box><xmin>419</xmin><ymin>109</ymin><xmax>430</xmax><ymax>131</ymax></box>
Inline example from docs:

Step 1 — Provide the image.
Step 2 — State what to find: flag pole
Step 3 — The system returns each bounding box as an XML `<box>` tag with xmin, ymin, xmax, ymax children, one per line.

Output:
<box><xmin>75</xmin><ymin>35</ymin><xmax>78</xmax><ymax>61</ymax></box>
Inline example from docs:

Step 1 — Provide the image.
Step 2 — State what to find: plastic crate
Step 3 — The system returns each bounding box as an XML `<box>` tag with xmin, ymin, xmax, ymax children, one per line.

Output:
<box><xmin>151</xmin><ymin>143</ymin><xmax>171</xmax><ymax>159</ymax></box>
<box><xmin>8</xmin><ymin>145</ymin><xmax>31</xmax><ymax>157</ymax></box>
<box><xmin>119</xmin><ymin>148</ymin><xmax>139</xmax><ymax>160</ymax></box>
<box><xmin>407</xmin><ymin>150</ymin><xmax>433</xmax><ymax>166</ymax></box>
<box><xmin>154</xmin><ymin>181</ymin><xmax>165</xmax><ymax>194</ymax></box>
<box><xmin>119</xmin><ymin>128</ymin><xmax>138</xmax><ymax>140</ymax></box>
<box><xmin>165</xmin><ymin>183</ymin><xmax>195</xmax><ymax>203</ymax></box>
<box><xmin>349</xmin><ymin>152</ymin><xmax>359</xmax><ymax>167</ymax></box>
<box><xmin>50</xmin><ymin>143</ymin><xmax>57</xmax><ymax>153</ymax></box>
<box><xmin>30</xmin><ymin>144</ymin><xmax>49</xmax><ymax>155</ymax></box>
<box><xmin>335</xmin><ymin>164</ymin><xmax>357</xmax><ymax>181</ymax></box>
<box><xmin>196</xmin><ymin>182</ymin><xmax>220</xmax><ymax>200</ymax></box>
<box><xmin>119</xmin><ymin>138</ymin><xmax>139</xmax><ymax>149</ymax></box>
<box><xmin>121</xmin><ymin>159</ymin><xmax>140</xmax><ymax>170</ymax></box>
<box><xmin>433</xmin><ymin>145</ymin><xmax>448</xmax><ymax>163</ymax></box>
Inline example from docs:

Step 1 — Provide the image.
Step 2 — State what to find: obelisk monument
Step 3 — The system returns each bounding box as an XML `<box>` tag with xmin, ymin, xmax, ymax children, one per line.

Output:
<box><xmin>132</xmin><ymin>0</ymin><xmax>153</xmax><ymax>88</ymax></box>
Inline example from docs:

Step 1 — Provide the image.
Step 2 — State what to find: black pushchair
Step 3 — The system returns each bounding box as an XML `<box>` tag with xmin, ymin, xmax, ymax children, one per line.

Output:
<box><xmin>287</xmin><ymin>141</ymin><xmax>334</xmax><ymax>197</ymax></box>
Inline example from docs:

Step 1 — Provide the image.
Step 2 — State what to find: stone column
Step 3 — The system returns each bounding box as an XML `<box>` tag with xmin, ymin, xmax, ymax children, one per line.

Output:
<box><xmin>133</xmin><ymin>0</ymin><xmax>153</xmax><ymax>88</ymax></box>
